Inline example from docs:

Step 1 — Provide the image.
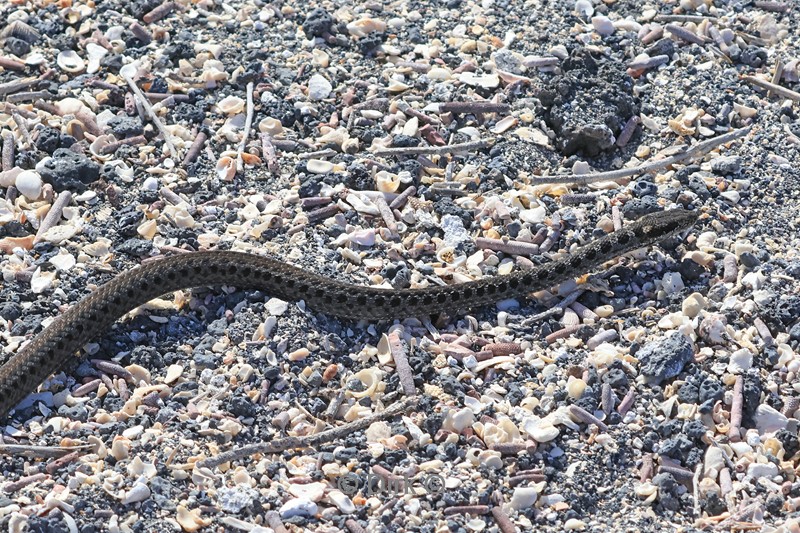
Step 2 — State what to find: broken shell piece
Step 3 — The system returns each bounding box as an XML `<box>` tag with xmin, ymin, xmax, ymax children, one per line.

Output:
<box><xmin>216</xmin><ymin>95</ymin><xmax>245</xmax><ymax>115</ymax></box>
<box><xmin>66</xmin><ymin>119</ymin><xmax>86</xmax><ymax>141</ymax></box>
<box><xmin>492</xmin><ymin>115</ymin><xmax>518</xmax><ymax>134</ymax></box>
<box><xmin>375</xmin><ymin>171</ymin><xmax>400</xmax><ymax>193</ymax></box>
<box><xmin>346</xmin><ymin>18</ymin><xmax>387</xmax><ymax>37</ymax></box>
<box><xmin>259</xmin><ymin>117</ymin><xmax>283</xmax><ymax>136</ymax></box>
<box><xmin>90</xmin><ymin>135</ymin><xmax>118</xmax><ymax>161</ymax></box>
<box><xmin>350</xmin><ymin>368</ymin><xmax>384</xmax><ymax>399</ymax></box>
<box><xmin>85</xmin><ymin>43</ymin><xmax>108</xmax><ymax>74</ymax></box>
<box><xmin>57</xmin><ymin>50</ymin><xmax>85</xmax><ymax>73</ymax></box>
<box><xmin>307</xmin><ymin>159</ymin><xmax>334</xmax><ymax>174</ymax></box>
<box><xmin>216</xmin><ymin>156</ymin><xmax>236</xmax><ymax>181</ymax></box>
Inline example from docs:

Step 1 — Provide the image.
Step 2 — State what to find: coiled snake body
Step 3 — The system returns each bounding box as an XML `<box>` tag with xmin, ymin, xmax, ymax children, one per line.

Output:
<box><xmin>0</xmin><ymin>209</ymin><xmax>697</xmax><ymax>418</ymax></box>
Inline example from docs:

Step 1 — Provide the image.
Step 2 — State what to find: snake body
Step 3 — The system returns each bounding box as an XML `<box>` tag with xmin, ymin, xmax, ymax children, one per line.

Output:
<box><xmin>0</xmin><ymin>209</ymin><xmax>697</xmax><ymax>418</ymax></box>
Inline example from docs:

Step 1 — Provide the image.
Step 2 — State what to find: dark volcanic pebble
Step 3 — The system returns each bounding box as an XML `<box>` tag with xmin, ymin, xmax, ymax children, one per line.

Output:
<box><xmin>638</xmin><ymin>333</ymin><xmax>695</xmax><ymax>384</ymax></box>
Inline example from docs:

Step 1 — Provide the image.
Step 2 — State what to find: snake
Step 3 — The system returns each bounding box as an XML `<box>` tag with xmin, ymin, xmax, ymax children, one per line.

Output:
<box><xmin>0</xmin><ymin>208</ymin><xmax>697</xmax><ymax>418</ymax></box>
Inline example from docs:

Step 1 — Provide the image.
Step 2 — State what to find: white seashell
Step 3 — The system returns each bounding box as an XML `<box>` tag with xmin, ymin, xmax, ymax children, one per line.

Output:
<box><xmin>120</xmin><ymin>482</ymin><xmax>151</xmax><ymax>504</ymax></box>
<box><xmin>375</xmin><ymin>171</ymin><xmax>400</xmax><ymax>193</ymax></box>
<box><xmin>127</xmin><ymin>457</ymin><xmax>157</xmax><ymax>478</ymax></box>
<box><xmin>49</xmin><ymin>251</ymin><xmax>76</xmax><ymax>271</ymax></box>
<box><xmin>349</xmin><ymin>228</ymin><xmax>375</xmax><ymax>246</ymax></box>
<box><xmin>57</xmin><ymin>50</ymin><xmax>85</xmax><ymax>73</ymax></box>
<box><xmin>306</xmin><ymin>159</ymin><xmax>334</xmax><ymax>174</ymax></box>
<box><xmin>25</xmin><ymin>52</ymin><xmax>46</xmax><ymax>65</ymax></box>
<box><xmin>15</xmin><ymin>170</ymin><xmax>42</xmax><ymax>200</ymax></box>
<box><xmin>89</xmin><ymin>135</ymin><xmax>117</xmax><ymax>161</ymax></box>
<box><xmin>521</xmin><ymin>416</ymin><xmax>560</xmax><ymax>442</ymax></box>
<box><xmin>55</xmin><ymin>97</ymin><xmax>88</xmax><ymax>115</ymax></box>
<box><xmin>427</xmin><ymin>67</ymin><xmax>452</xmax><ymax>80</ymax></box>
<box><xmin>458</xmin><ymin>72</ymin><xmax>500</xmax><ymax>89</ymax></box>
<box><xmin>387</xmin><ymin>79</ymin><xmax>410</xmax><ymax>92</ymax></box>
<box><xmin>346</xmin><ymin>18</ymin><xmax>387</xmax><ymax>37</ymax></box>
<box><xmin>565</xmin><ymin>519</ymin><xmax>587</xmax><ymax>531</ymax></box>
<box><xmin>754</xmin><ymin>404</ymin><xmax>788</xmax><ymax>434</ymax></box>
<box><xmin>492</xmin><ymin>115</ymin><xmax>518</xmax><ymax>134</ymax></box>
<box><xmin>312</xmin><ymin>49</ymin><xmax>330</xmax><ymax>68</ymax></box>
<box><xmin>85</xmin><ymin>43</ymin><xmax>107</xmax><ymax>74</ymax></box>
<box><xmin>288</xmin><ymin>481</ymin><xmax>326</xmax><ymax>501</ymax></box>
<box><xmin>509</xmin><ymin>483</ymin><xmax>545</xmax><ymax>510</ymax></box>
<box><xmin>325</xmin><ymin>490</ymin><xmax>356</xmax><ymax>514</ymax></box>
<box><xmin>350</xmin><ymin>368</ymin><xmax>384</xmax><ymax>399</ymax></box>
<box><xmin>567</xmin><ymin>378</ymin><xmax>586</xmax><ymax>399</ymax></box>
<box><xmin>727</xmin><ymin>348</ymin><xmax>753</xmax><ymax>373</ymax></box>
<box><xmin>137</xmin><ymin>219</ymin><xmax>157</xmax><ymax>240</ymax></box>
<box><xmin>592</xmin><ymin>16</ymin><xmax>615</xmax><ymax>36</ymax></box>
<box><xmin>30</xmin><ymin>268</ymin><xmax>55</xmax><ymax>294</ymax></box>
<box><xmin>216</xmin><ymin>95</ymin><xmax>245</xmax><ymax>115</ymax></box>
<box><xmin>345</xmin><ymin>193</ymin><xmax>380</xmax><ymax>215</ymax></box>
<box><xmin>574</xmin><ymin>0</ymin><xmax>594</xmax><ymax>18</ymax></box>
<box><xmin>442</xmin><ymin>407</ymin><xmax>474</xmax><ymax>433</ymax></box>
<box><xmin>258</xmin><ymin>117</ymin><xmax>283</xmax><ymax>136</ymax></box>
<box><xmin>216</xmin><ymin>156</ymin><xmax>236</xmax><ymax>180</ymax></box>
<box><xmin>307</xmin><ymin>74</ymin><xmax>333</xmax><ymax>100</ymax></box>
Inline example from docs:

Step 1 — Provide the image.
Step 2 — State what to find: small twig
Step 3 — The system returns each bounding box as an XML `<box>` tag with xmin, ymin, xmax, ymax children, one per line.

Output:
<box><xmin>372</xmin><ymin>194</ymin><xmax>398</xmax><ymax>234</ymax></box>
<box><xmin>665</xmin><ymin>23</ymin><xmax>707</xmax><ymax>45</ymax></box>
<box><xmin>439</xmin><ymin>102</ymin><xmax>510</xmax><ymax>115</ymax></box>
<box><xmin>522</xmin><ymin>289</ymin><xmax>585</xmax><ymax>325</ymax></box>
<box><xmin>617</xmin><ymin>387</ymin><xmax>636</xmax><ymax>416</ymax></box>
<box><xmin>306</xmin><ymin>204</ymin><xmax>340</xmax><ymax>223</ymax></box>
<box><xmin>531</xmin><ymin>126</ymin><xmax>751</xmax><ymax>184</ymax></box>
<box><xmin>0</xmin><ymin>443</ymin><xmax>93</xmax><ymax>458</ymax></box>
<box><xmin>196</xmin><ymin>395</ymin><xmax>420</xmax><ymax>469</ymax></box>
<box><xmin>1</xmin><ymin>130</ymin><xmax>14</xmax><ymax>171</ymax></box>
<box><xmin>159</xmin><ymin>186</ymin><xmax>184</xmax><ymax>205</ymax></box>
<box><xmin>143</xmin><ymin>1</ymin><xmax>177</xmax><ymax>23</ymax></box>
<box><xmin>121</xmin><ymin>73</ymin><xmax>178</xmax><ymax>158</ymax></box>
<box><xmin>741</xmin><ymin>75</ymin><xmax>800</xmax><ymax>101</ymax></box>
<box><xmin>389</xmin><ymin>185</ymin><xmax>417</xmax><ymax>210</ymax></box>
<box><xmin>373</xmin><ymin>138</ymin><xmax>494</xmax><ymax>157</ymax></box>
<box><xmin>475</xmin><ymin>236</ymin><xmax>540</xmax><ymax>257</ymax></box>
<box><xmin>491</xmin><ymin>505</ymin><xmax>517</xmax><ymax>533</ymax></box>
<box><xmin>0</xmin><ymin>76</ymin><xmax>40</xmax><ymax>97</ymax></box>
<box><xmin>3</xmin><ymin>473</ymin><xmax>47</xmax><ymax>493</ymax></box>
<box><xmin>655</xmin><ymin>14</ymin><xmax>716</xmax><ymax>23</ymax></box>
<box><xmin>99</xmin><ymin>134</ymin><xmax>147</xmax><ymax>155</ymax></box>
<box><xmin>34</xmin><ymin>191</ymin><xmax>72</xmax><ymax>244</ymax></box>
<box><xmin>444</xmin><ymin>505</ymin><xmax>490</xmax><ymax>516</ymax></box>
<box><xmin>0</xmin><ymin>56</ymin><xmax>26</xmax><ymax>71</ymax></box>
<box><xmin>693</xmin><ymin>463</ymin><xmax>702</xmax><ymax>517</ymax></box>
<box><xmin>260</xmin><ymin>133</ymin><xmax>280</xmax><ymax>174</ymax></box>
<box><xmin>753</xmin><ymin>0</ymin><xmax>791</xmax><ymax>13</ymax></box>
<box><xmin>544</xmin><ymin>324</ymin><xmax>582</xmax><ymax>344</ymax></box>
<box><xmin>729</xmin><ymin>375</ymin><xmax>743</xmax><ymax>442</ymax></box>
<box><xmin>568</xmin><ymin>404</ymin><xmax>608</xmax><ymax>432</ymax></box>
<box><xmin>130</xmin><ymin>22</ymin><xmax>153</xmax><ymax>44</ymax></box>
<box><xmin>182</xmin><ymin>131</ymin><xmax>207</xmax><ymax>166</ymax></box>
<box><xmin>616</xmin><ymin>116</ymin><xmax>640</xmax><ymax>147</ymax></box>
<box><xmin>769</xmin><ymin>59</ymin><xmax>785</xmax><ymax>99</ymax></box>
<box><xmin>45</xmin><ymin>451</ymin><xmax>80</xmax><ymax>474</ymax></box>
<box><xmin>299</xmin><ymin>148</ymin><xmax>337</xmax><ymax>160</ymax></box>
<box><xmin>236</xmin><ymin>82</ymin><xmax>255</xmax><ymax>173</ymax></box>
<box><xmin>11</xmin><ymin>113</ymin><xmax>33</xmax><ymax>148</ymax></box>
<box><xmin>388</xmin><ymin>331</ymin><xmax>416</xmax><ymax>396</ymax></box>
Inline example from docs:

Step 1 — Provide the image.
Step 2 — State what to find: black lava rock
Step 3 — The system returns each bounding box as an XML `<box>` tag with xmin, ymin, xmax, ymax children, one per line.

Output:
<box><xmin>303</xmin><ymin>8</ymin><xmax>335</xmax><ymax>38</ymax></box>
<box><xmin>38</xmin><ymin>148</ymin><xmax>101</xmax><ymax>192</ymax></box>
<box><xmin>638</xmin><ymin>333</ymin><xmax>694</xmax><ymax>384</ymax></box>
<box><xmin>108</xmin><ymin>116</ymin><xmax>144</xmax><ymax>137</ymax></box>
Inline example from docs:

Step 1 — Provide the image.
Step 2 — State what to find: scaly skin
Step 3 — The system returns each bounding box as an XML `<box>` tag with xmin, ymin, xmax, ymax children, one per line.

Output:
<box><xmin>0</xmin><ymin>209</ymin><xmax>697</xmax><ymax>418</ymax></box>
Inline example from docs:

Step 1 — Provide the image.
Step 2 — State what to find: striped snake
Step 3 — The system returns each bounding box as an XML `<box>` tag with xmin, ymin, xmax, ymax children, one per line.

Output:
<box><xmin>0</xmin><ymin>209</ymin><xmax>697</xmax><ymax>418</ymax></box>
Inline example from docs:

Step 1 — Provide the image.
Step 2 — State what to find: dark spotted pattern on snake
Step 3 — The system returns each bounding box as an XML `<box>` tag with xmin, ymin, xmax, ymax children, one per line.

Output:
<box><xmin>0</xmin><ymin>209</ymin><xmax>697</xmax><ymax>418</ymax></box>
